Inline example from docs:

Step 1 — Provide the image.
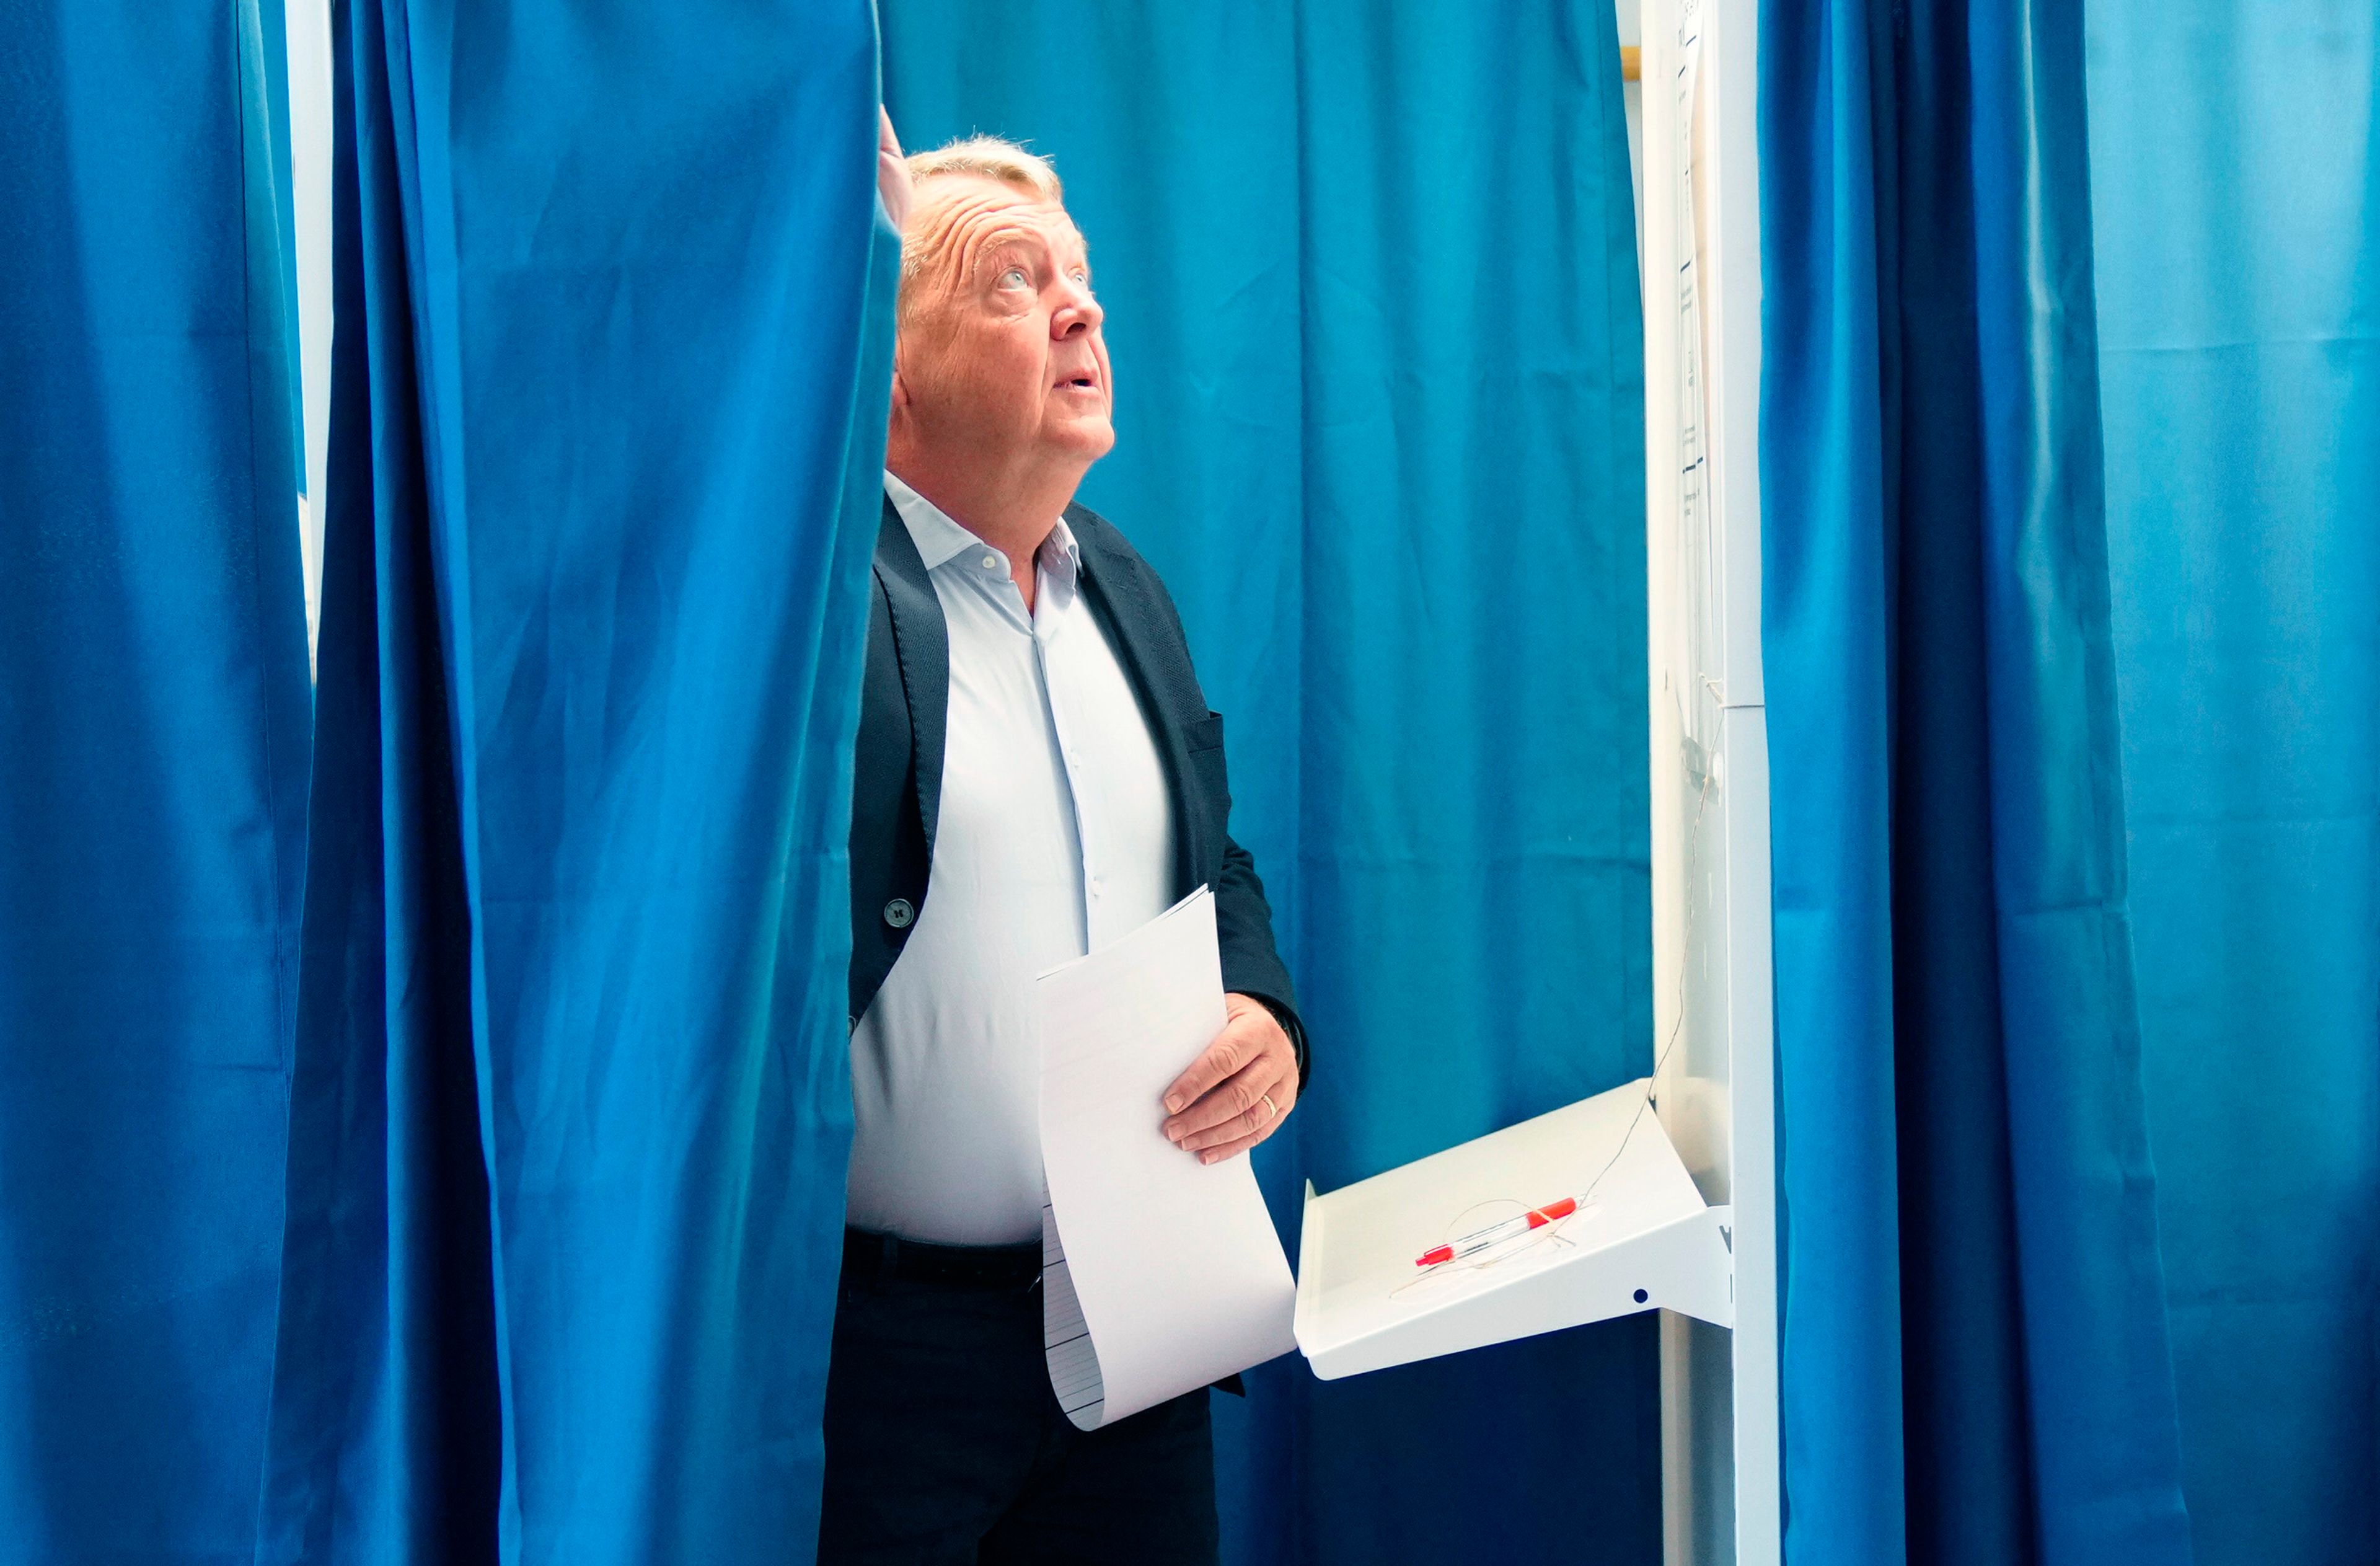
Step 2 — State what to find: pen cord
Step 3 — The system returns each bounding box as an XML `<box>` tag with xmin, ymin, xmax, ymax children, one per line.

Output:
<box><xmin>1395</xmin><ymin>750</ymin><xmax>1721</xmax><ymax>1298</ymax></box>
<box><xmin>1572</xmin><ymin>751</ymin><xmax>1717</xmax><ymax>1214</ymax></box>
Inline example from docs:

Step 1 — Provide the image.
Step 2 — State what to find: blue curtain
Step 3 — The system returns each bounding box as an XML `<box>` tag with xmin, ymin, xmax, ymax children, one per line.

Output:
<box><xmin>0</xmin><ymin>2</ymin><xmax>311</xmax><ymax>1560</ymax></box>
<box><xmin>2086</xmin><ymin>7</ymin><xmax>2380</xmax><ymax>1564</ymax></box>
<box><xmin>254</xmin><ymin>0</ymin><xmax>306</xmax><ymax>494</ymax></box>
<box><xmin>1760</xmin><ymin>1</ymin><xmax>2195</xmax><ymax>1562</ymax></box>
<box><xmin>881</xmin><ymin>4</ymin><xmax>1654</xmax><ymax>1562</ymax></box>
<box><xmin>257</xmin><ymin>2</ymin><xmax>896</xmax><ymax>1560</ymax></box>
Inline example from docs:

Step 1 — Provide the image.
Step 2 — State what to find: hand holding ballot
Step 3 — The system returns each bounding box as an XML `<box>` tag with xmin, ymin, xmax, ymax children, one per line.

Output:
<box><xmin>1161</xmin><ymin>992</ymin><xmax>1299</xmax><ymax>1162</ymax></box>
<box><xmin>1037</xmin><ymin>889</ymin><xmax>1300</xmax><ymax>1430</ymax></box>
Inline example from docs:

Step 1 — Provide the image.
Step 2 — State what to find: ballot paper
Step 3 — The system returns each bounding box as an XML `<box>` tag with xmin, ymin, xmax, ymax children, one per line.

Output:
<box><xmin>1036</xmin><ymin>887</ymin><xmax>1298</xmax><ymax>1429</ymax></box>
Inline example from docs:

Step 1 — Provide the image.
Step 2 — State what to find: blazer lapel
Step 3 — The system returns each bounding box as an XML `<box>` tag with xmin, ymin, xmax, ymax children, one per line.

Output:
<box><xmin>873</xmin><ymin>493</ymin><xmax>948</xmax><ymax>857</ymax></box>
<box><xmin>1073</xmin><ymin>516</ymin><xmax>1208</xmax><ymax>895</ymax></box>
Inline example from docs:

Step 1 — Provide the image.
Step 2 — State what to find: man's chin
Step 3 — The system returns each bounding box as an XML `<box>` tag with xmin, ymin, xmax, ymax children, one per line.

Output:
<box><xmin>1045</xmin><ymin>417</ymin><xmax>1116</xmax><ymax>464</ymax></box>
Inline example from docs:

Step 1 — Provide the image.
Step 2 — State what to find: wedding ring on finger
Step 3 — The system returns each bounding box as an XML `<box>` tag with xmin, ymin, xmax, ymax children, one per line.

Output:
<box><xmin>1259</xmin><ymin>1092</ymin><xmax>1278</xmax><ymax>1122</ymax></box>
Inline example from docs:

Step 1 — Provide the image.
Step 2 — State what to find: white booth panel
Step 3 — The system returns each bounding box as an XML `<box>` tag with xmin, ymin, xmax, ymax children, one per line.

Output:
<box><xmin>1641</xmin><ymin>0</ymin><xmax>1778</xmax><ymax>1562</ymax></box>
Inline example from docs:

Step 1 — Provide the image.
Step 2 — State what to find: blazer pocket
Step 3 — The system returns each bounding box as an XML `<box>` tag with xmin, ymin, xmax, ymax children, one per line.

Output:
<box><xmin>1184</xmin><ymin>711</ymin><xmax>1226</xmax><ymax>753</ymax></box>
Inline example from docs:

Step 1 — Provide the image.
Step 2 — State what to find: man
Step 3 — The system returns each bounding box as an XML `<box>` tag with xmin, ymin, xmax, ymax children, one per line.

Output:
<box><xmin>821</xmin><ymin>132</ymin><xmax>1307</xmax><ymax>1564</ymax></box>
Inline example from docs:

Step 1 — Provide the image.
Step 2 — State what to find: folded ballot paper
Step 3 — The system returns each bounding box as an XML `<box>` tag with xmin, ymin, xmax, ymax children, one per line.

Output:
<box><xmin>1034</xmin><ymin>887</ymin><xmax>1298</xmax><ymax>1429</ymax></box>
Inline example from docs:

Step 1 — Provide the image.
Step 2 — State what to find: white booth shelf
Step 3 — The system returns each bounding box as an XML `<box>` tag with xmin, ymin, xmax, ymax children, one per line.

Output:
<box><xmin>1294</xmin><ymin>1077</ymin><xmax>1735</xmax><ymax>1381</ymax></box>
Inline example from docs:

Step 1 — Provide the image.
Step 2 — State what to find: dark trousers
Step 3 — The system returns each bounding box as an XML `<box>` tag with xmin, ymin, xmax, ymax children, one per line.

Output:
<box><xmin>818</xmin><ymin>1232</ymin><xmax>1219</xmax><ymax>1565</ymax></box>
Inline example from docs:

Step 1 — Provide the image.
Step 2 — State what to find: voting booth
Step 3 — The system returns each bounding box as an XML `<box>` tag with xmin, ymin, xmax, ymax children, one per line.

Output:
<box><xmin>279</xmin><ymin>0</ymin><xmax>1781</xmax><ymax>1550</ymax></box>
<box><xmin>1287</xmin><ymin>4</ymin><xmax>1781</xmax><ymax>1561</ymax></box>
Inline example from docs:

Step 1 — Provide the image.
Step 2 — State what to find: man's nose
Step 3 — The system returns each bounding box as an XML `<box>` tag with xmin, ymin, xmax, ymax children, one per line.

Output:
<box><xmin>1052</xmin><ymin>280</ymin><xmax>1103</xmax><ymax>338</ymax></box>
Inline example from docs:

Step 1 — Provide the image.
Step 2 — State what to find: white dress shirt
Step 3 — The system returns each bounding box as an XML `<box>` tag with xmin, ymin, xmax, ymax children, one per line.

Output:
<box><xmin>844</xmin><ymin>474</ymin><xmax>1177</xmax><ymax>1244</ymax></box>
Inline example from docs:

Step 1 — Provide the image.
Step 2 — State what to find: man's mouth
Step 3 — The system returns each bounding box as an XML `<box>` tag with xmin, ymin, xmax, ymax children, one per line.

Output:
<box><xmin>1056</xmin><ymin>373</ymin><xmax>1099</xmax><ymax>392</ymax></box>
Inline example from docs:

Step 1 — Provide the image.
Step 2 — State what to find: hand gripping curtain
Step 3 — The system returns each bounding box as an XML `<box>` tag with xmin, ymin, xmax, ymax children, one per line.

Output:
<box><xmin>1760</xmin><ymin>1</ymin><xmax>2193</xmax><ymax>1562</ymax></box>
<box><xmin>256</xmin><ymin>3</ymin><xmax>896</xmax><ymax>1561</ymax></box>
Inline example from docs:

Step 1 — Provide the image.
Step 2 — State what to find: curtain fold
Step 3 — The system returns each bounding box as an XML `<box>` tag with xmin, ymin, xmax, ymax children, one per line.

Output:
<box><xmin>0</xmin><ymin>2</ymin><xmax>311</xmax><ymax>1559</ymax></box>
<box><xmin>1760</xmin><ymin>1</ymin><xmax>2195</xmax><ymax>1561</ymax></box>
<box><xmin>258</xmin><ymin>3</ymin><xmax>896</xmax><ymax>1559</ymax></box>
<box><xmin>2084</xmin><ymin>7</ymin><xmax>2380</xmax><ymax>1564</ymax></box>
<box><xmin>881</xmin><ymin>4</ymin><xmax>1654</xmax><ymax>1562</ymax></box>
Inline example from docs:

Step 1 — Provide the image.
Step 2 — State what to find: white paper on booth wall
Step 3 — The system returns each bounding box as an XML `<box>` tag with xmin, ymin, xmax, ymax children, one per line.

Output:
<box><xmin>1036</xmin><ymin>887</ymin><xmax>1298</xmax><ymax>1430</ymax></box>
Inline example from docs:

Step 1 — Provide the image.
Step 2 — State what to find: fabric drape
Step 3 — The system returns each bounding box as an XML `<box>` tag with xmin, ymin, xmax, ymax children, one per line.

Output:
<box><xmin>0</xmin><ymin>2</ymin><xmax>311</xmax><ymax>1558</ymax></box>
<box><xmin>1759</xmin><ymin>1</ymin><xmax>2195</xmax><ymax>1562</ymax></box>
<box><xmin>256</xmin><ymin>3</ymin><xmax>896</xmax><ymax>1560</ymax></box>
<box><xmin>881</xmin><ymin>4</ymin><xmax>1655</xmax><ymax>1562</ymax></box>
<box><xmin>2086</xmin><ymin>7</ymin><xmax>2380</xmax><ymax>1564</ymax></box>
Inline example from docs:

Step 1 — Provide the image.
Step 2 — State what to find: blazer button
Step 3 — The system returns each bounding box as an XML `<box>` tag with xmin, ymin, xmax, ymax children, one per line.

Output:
<box><xmin>883</xmin><ymin>898</ymin><xmax>915</xmax><ymax>930</ymax></box>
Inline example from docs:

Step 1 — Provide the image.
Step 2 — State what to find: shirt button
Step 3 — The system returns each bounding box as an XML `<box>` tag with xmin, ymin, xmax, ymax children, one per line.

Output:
<box><xmin>981</xmin><ymin>554</ymin><xmax>1000</xmax><ymax>571</ymax></box>
<box><xmin>883</xmin><ymin>898</ymin><xmax>915</xmax><ymax>929</ymax></box>
<box><xmin>1090</xmin><ymin>879</ymin><xmax>1104</xmax><ymax>898</ymax></box>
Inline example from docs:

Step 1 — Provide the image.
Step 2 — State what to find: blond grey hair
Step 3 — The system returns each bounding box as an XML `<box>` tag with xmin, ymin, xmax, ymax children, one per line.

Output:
<box><xmin>905</xmin><ymin>135</ymin><xmax>1062</xmax><ymax>203</ymax></box>
<box><xmin>897</xmin><ymin>135</ymin><xmax>1065</xmax><ymax>322</ymax></box>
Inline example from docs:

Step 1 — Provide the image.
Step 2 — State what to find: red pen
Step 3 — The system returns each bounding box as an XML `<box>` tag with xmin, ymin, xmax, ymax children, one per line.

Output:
<box><xmin>1415</xmin><ymin>1196</ymin><xmax>1580</xmax><ymax>1268</ymax></box>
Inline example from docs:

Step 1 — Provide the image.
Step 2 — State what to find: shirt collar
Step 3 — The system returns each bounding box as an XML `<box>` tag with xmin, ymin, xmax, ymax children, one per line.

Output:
<box><xmin>884</xmin><ymin>471</ymin><xmax>1080</xmax><ymax>582</ymax></box>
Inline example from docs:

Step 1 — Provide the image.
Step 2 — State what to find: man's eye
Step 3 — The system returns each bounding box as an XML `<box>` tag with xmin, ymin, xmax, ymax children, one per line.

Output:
<box><xmin>997</xmin><ymin>268</ymin><xmax>1029</xmax><ymax>289</ymax></box>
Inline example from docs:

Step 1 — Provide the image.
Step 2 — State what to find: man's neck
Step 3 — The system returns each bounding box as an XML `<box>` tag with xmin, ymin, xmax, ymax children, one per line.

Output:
<box><xmin>886</xmin><ymin>445</ymin><xmax>1083</xmax><ymax>571</ymax></box>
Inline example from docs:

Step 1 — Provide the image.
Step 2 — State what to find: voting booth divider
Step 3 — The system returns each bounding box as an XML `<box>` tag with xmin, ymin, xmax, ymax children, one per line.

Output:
<box><xmin>1283</xmin><ymin>4</ymin><xmax>1781</xmax><ymax>1562</ymax></box>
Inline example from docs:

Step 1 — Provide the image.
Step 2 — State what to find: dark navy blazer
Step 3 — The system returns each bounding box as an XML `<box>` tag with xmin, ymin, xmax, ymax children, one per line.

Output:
<box><xmin>846</xmin><ymin>493</ymin><xmax>1305</xmax><ymax>1080</ymax></box>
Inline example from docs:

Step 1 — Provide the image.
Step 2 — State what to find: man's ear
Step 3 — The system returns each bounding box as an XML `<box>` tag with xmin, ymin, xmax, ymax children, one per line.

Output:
<box><xmin>885</xmin><ymin>355</ymin><xmax>918</xmax><ymax>451</ymax></box>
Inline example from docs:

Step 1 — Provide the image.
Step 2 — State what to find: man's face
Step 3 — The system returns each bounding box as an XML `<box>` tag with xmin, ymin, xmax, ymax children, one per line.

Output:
<box><xmin>896</xmin><ymin>177</ymin><xmax>1114</xmax><ymax>471</ymax></box>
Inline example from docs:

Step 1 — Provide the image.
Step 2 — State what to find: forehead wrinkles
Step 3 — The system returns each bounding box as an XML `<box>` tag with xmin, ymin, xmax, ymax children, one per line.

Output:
<box><xmin>927</xmin><ymin>190</ymin><xmax>1085</xmax><ymax>287</ymax></box>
